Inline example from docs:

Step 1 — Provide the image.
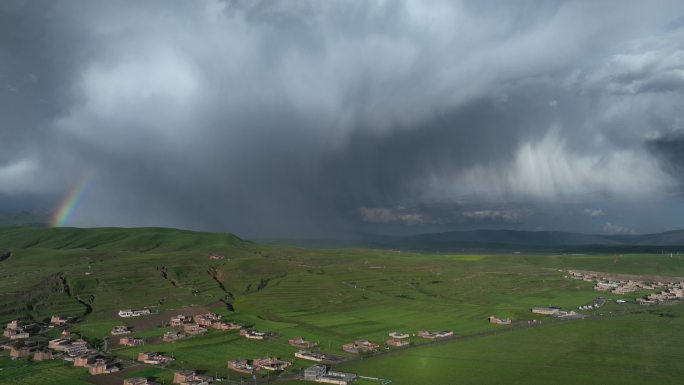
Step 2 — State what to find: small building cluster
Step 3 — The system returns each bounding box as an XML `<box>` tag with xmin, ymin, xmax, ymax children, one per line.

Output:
<box><xmin>386</xmin><ymin>331</ymin><xmax>410</xmax><ymax>347</ymax></box>
<box><xmin>137</xmin><ymin>351</ymin><xmax>174</xmax><ymax>365</ymax></box>
<box><xmin>417</xmin><ymin>330</ymin><xmax>454</xmax><ymax>339</ymax></box>
<box><xmin>111</xmin><ymin>325</ymin><xmax>131</xmax><ymax>335</ymax></box>
<box><xmin>565</xmin><ymin>269</ymin><xmax>684</xmax><ymax>305</ymax></box>
<box><xmin>289</xmin><ymin>336</ymin><xmax>318</xmax><ymax>348</ymax></box>
<box><xmin>4</xmin><ymin>315</ymin><xmax>74</xmax><ymax>349</ymax></box>
<box><xmin>253</xmin><ymin>356</ymin><xmax>292</xmax><ymax>371</ymax></box>
<box><xmin>638</xmin><ymin>286</ymin><xmax>684</xmax><ymax>304</ymax></box>
<box><xmin>3</xmin><ymin>320</ymin><xmax>30</xmax><ymax>340</ymax></box>
<box><xmin>227</xmin><ymin>359</ymin><xmax>257</xmax><ymax>374</ymax></box>
<box><xmin>119</xmin><ymin>336</ymin><xmax>145</xmax><ymax>347</ymax></box>
<box><xmin>531</xmin><ymin>307</ymin><xmax>578</xmax><ymax>318</ymax></box>
<box><xmin>303</xmin><ymin>365</ymin><xmax>357</xmax><ymax>385</ymax></box>
<box><xmin>295</xmin><ymin>350</ymin><xmax>327</xmax><ymax>362</ymax></box>
<box><xmin>169</xmin><ymin>313</ymin><xmax>241</xmax><ymax>337</ymax></box>
<box><xmin>240</xmin><ymin>328</ymin><xmax>267</xmax><ymax>340</ymax></box>
<box><xmin>342</xmin><ymin>339</ymin><xmax>380</xmax><ymax>354</ymax></box>
<box><xmin>48</xmin><ymin>338</ymin><xmax>89</xmax><ymax>357</ymax></box>
<box><xmin>227</xmin><ymin>354</ymin><xmax>303</xmax><ymax>374</ymax></box>
<box><xmin>566</xmin><ymin>270</ymin><xmax>682</xmax><ymax>295</ymax></box>
<box><xmin>183</xmin><ymin>323</ymin><xmax>207</xmax><ymax>336</ymax></box>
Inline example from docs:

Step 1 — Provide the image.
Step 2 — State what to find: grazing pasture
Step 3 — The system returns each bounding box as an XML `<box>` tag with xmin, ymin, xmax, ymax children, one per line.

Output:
<box><xmin>1</xmin><ymin>227</ymin><xmax>683</xmax><ymax>384</ymax></box>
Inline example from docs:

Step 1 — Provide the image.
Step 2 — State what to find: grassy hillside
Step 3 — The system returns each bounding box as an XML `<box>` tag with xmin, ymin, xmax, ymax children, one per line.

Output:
<box><xmin>1</xmin><ymin>227</ymin><xmax>684</xmax><ymax>384</ymax></box>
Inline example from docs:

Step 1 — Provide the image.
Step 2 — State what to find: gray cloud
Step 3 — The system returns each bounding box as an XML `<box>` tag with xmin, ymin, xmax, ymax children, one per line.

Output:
<box><xmin>1</xmin><ymin>0</ymin><xmax>684</xmax><ymax>237</ymax></box>
<box><xmin>581</xmin><ymin>208</ymin><xmax>605</xmax><ymax>218</ymax></box>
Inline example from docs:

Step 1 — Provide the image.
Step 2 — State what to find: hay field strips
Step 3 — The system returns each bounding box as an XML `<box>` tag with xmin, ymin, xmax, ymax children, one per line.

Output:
<box><xmin>1</xmin><ymin>227</ymin><xmax>684</xmax><ymax>384</ymax></box>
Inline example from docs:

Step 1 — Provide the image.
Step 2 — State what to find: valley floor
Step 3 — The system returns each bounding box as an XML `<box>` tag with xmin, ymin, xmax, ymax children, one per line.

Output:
<box><xmin>1</xmin><ymin>227</ymin><xmax>683</xmax><ymax>384</ymax></box>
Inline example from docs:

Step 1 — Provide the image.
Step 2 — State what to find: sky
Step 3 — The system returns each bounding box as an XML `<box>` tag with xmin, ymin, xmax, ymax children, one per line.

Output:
<box><xmin>2</xmin><ymin>0</ymin><xmax>684</xmax><ymax>238</ymax></box>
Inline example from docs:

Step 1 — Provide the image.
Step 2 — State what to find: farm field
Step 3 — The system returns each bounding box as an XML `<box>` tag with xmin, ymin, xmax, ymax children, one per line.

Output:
<box><xmin>1</xmin><ymin>227</ymin><xmax>684</xmax><ymax>384</ymax></box>
<box><xmin>338</xmin><ymin>304</ymin><xmax>684</xmax><ymax>385</ymax></box>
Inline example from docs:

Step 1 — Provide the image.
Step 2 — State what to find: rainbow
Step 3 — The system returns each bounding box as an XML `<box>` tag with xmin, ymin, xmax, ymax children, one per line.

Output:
<box><xmin>51</xmin><ymin>171</ymin><xmax>95</xmax><ymax>227</ymax></box>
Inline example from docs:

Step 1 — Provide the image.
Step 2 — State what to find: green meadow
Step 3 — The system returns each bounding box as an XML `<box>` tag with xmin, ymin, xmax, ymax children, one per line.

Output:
<box><xmin>1</xmin><ymin>227</ymin><xmax>684</xmax><ymax>384</ymax></box>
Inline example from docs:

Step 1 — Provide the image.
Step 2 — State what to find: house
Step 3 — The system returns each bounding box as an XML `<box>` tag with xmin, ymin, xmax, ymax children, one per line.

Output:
<box><xmin>531</xmin><ymin>307</ymin><xmax>561</xmax><ymax>315</ymax></box>
<box><xmin>342</xmin><ymin>339</ymin><xmax>379</xmax><ymax>354</ymax></box>
<box><xmin>488</xmin><ymin>316</ymin><xmax>512</xmax><ymax>325</ymax></box>
<box><xmin>10</xmin><ymin>346</ymin><xmax>30</xmax><ymax>359</ymax></box>
<box><xmin>118</xmin><ymin>309</ymin><xmax>134</xmax><ymax>317</ymax></box>
<box><xmin>289</xmin><ymin>336</ymin><xmax>318</xmax><ymax>348</ymax></box>
<box><xmin>182</xmin><ymin>323</ymin><xmax>206</xmax><ymax>336</ymax></box>
<box><xmin>227</xmin><ymin>359</ymin><xmax>256</xmax><ymax>374</ymax></box>
<box><xmin>134</xmin><ymin>308</ymin><xmax>151</xmax><ymax>316</ymax></box>
<box><xmin>170</xmin><ymin>315</ymin><xmax>188</xmax><ymax>327</ymax></box>
<box><xmin>33</xmin><ymin>350</ymin><xmax>54</xmax><ymax>361</ymax></box>
<box><xmin>208</xmin><ymin>254</ymin><xmax>225</xmax><ymax>260</ymax></box>
<box><xmin>172</xmin><ymin>370</ymin><xmax>211</xmax><ymax>385</ymax></box>
<box><xmin>88</xmin><ymin>359</ymin><xmax>108</xmax><ymax>375</ymax></box>
<box><xmin>50</xmin><ymin>315</ymin><xmax>68</xmax><ymax>326</ymax></box>
<box><xmin>74</xmin><ymin>356</ymin><xmax>94</xmax><ymax>367</ymax></box>
<box><xmin>386</xmin><ymin>331</ymin><xmax>410</xmax><ymax>347</ymax></box>
<box><xmin>388</xmin><ymin>332</ymin><xmax>409</xmax><ymax>339</ymax></box>
<box><xmin>240</xmin><ymin>329</ymin><xmax>266</xmax><ymax>340</ymax></box>
<box><xmin>68</xmin><ymin>339</ymin><xmax>89</xmax><ymax>357</ymax></box>
<box><xmin>295</xmin><ymin>350</ymin><xmax>327</xmax><ymax>362</ymax></box>
<box><xmin>119</xmin><ymin>336</ymin><xmax>145</xmax><ymax>347</ymax></box>
<box><xmin>163</xmin><ymin>331</ymin><xmax>183</xmax><ymax>342</ymax></box>
<box><xmin>119</xmin><ymin>308</ymin><xmax>151</xmax><ymax>318</ymax></box>
<box><xmin>417</xmin><ymin>331</ymin><xmax>453</xmax><ymax>339</ymax></box>
<box><xmin>174</xmin><ymin>370</ymin><xmax>196</xmax><ymax>384</ymax></box>
<box><xmin>303</xmin><ymin>365</ymin><xmax>357</xmax><ymax>385</ymax></box>
<box><xmin>212</xmin><ymin>321</ymin><xmax>241</xmax><ymax>331</ymax></box>
<box><xmin>386</xmin><ymin>338</ymin><xmax>409</xmax><ymax>347</ymax></box>
<box><xmin>253</xmin><ymin>357</ymin><xmax>291</xmax><ymax>371</ymax></box>
<box><xmin>87</xmin><ymin>358</ymin><xmax>119</xmax><ymax>375</ymax></box>
<box><xmin>50</xmin><ymin>338</ymin><xmax>88</xmax><ymax>357</ymax></box>
<box><xmin>111</xmin><ymin>326</ymin><xmax>131</xmax><ymax>335</ymax></box>
<box><xmin>137</xmin><ymin>352</ymin><xmax>174</xmax><ymax>365</ymax></box>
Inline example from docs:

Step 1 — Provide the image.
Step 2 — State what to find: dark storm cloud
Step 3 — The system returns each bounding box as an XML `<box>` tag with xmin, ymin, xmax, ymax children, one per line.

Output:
<box><xmin>1</xmin><ymin>0</ymin><xmax>684</xmax><ymax>237</ymax></box>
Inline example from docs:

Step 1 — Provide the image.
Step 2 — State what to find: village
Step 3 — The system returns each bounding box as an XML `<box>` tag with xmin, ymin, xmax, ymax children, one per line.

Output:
<box><xmin>8</xmin><ymin>267</ymin><xmax>675</xmax><ymax>385</ymax></box>
<box><xmin>564</xmin><ymin>270</ymin><xmax>684</xmax><ymax>304</ymax></box>
<box><xmin>1</xmin><ymin>308</ymin><xmax>460</xmax><ymax>385</ymax></box>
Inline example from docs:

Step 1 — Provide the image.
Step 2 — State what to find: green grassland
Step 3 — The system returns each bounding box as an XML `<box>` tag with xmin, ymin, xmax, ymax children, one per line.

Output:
<box><xmin>341</xmin><ymin>304</ymin><xmax>684</xmax><ymax>385</ymax></box>
<box><xmin>1</xmin><ymin>227</ymin><xmax>684</xmax><ymax>384</ymax></box>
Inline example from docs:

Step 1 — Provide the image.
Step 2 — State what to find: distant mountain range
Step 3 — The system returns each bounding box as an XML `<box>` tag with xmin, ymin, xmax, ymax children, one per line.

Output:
<box><xmin>0</xmin><ymin>210</ymin><xmax>50</xmax><ymax>228</ymax></box>
<box><xmin>3</xmin><ymin>209</ymin><xmax>684</xmax><ymax>252</ymax></box>
<box><xmin>359</xmin><ymin>229</ymin><xmax>684</xmax><ymax>252</ymax></box>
